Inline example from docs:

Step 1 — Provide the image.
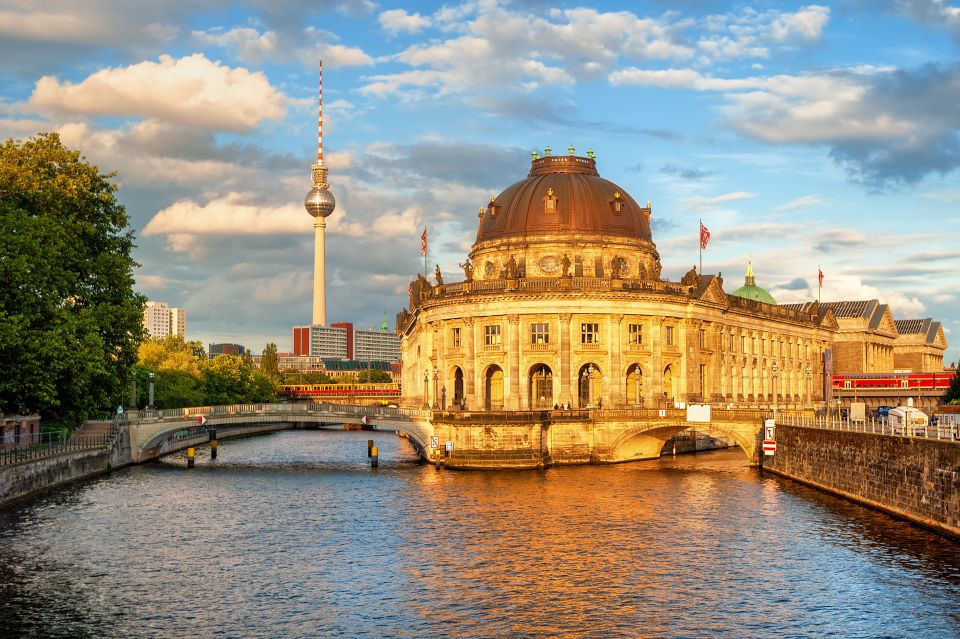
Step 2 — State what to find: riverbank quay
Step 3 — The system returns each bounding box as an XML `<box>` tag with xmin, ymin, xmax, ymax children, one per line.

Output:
<box><xmin>0</xmin><ymin>420</ymin><xmax>130</xmax><ymax>507</ymax></box>
<box><xmin>764</xmin><ymin>421</ymin><xmax>960</xmax><ymax>540</ymax></box>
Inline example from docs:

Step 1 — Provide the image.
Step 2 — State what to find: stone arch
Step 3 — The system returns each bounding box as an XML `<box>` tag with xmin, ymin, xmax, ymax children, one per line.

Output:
<box><xmin>663</xmin><ymin>365</ymin><xmax>674</xmax><ymax>403</ymax></box>
<box><xmin>484</xmin><ymin>364</ymin><xmax>504</xmax><ymax>411</ymax></box>
<box><xmin>529</xmin><ymin>363</ymin><xmax>553</xmax><ymax>409</ymax></box>
<box><xmin>451</xmin><ymin>366</ymin><xmax>464</xmax><ymax>408</ymax></box>
<box><xmin>609</xmin><ymin>420</ymin><xmax>757</xmax><ymax>462</ymax></box>
<box><xmin>625</xmin><ymin>363</ymin><xmax>644</xmax><ymax>406</ymax></box>
<box><xmin>577</xmin><ymin>363</ymin><xmax>602</xmax><ymax>408</ymax></box>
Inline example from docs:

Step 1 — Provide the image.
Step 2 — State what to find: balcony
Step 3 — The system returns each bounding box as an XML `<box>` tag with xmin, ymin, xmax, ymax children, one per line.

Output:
<box><xmin>578</xmin><ymin>342</ymin><xmax>601</xmax><ymax>351</ymax></box>
<box><xmin>528</xmin><ymin>342</ymin><xmax>554</xmax><ymax>352</ymax></box>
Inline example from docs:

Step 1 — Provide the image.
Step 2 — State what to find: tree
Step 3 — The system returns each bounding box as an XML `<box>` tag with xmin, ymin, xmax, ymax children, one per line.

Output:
<box><xmin>943</xmin><ymin>372</ymin><xmax>960</xmax><ymax>405</ymax></box>
<box><xmin>0</xmin><ymin>133</ymin><xmax>145</xmax><ymax>425</ymax></box>
<box><xmin>261</xmin><ymin>342</ymin><xmax>280</xmax><ymax>380</ymax></box>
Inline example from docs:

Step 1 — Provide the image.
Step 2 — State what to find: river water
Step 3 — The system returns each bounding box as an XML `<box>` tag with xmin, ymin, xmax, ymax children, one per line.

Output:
<box><xmin>0</xmin><ymin>430</ymin><xmax>958</xmax><ymax>639</ymax></box>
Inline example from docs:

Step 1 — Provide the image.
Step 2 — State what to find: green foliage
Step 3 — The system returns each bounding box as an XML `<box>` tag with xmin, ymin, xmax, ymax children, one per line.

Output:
<box><xmin>280</xmin><ymin>369</ymin><xmax>334</xmax><ymax>384</ymax></box>
<box><xmin>260</xmin><ymin>342</ymin><xmax>280</xmax><ymax>380</ymax></box>
<box><xmin>0</xmin><ymin>133</ymin><xmax>145</xmax><ymax>425</ymax></box>
<box><xmin>943</xmin><ymin>372</ymin><xmax>960</xmax><ymax>405</ymax></box>
<box><xmin>136</xmin><ymin>339</ymin><xmax>278</xmax><ymax>408</ymax></box>
<box><xmin>357</xmin><ymin>369</ymin><xmax>393</xmax><ymax>383</ymax></box>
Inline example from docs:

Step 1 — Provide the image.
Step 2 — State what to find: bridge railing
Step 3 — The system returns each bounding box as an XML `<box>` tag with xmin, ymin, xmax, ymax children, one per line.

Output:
<box><xmin>777</xmin><ymin>414</ymin><xmax>960</xmax><ymax>442</ymax></box>
<box><xmin>136</xmin><ymin>402</ymin><xmax>433</xmax><ymax>422</ymax></box>
<box><xmin>0</xmin><ymin>433</ymin><xmax>110</xmax><ymax>466</ymax></box>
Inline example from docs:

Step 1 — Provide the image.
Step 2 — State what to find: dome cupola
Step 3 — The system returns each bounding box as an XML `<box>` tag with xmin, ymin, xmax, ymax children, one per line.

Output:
<box><xmin>732</xmin><ymin>257</ymin><xmax>777</xmax><ymax>305</ymax></box>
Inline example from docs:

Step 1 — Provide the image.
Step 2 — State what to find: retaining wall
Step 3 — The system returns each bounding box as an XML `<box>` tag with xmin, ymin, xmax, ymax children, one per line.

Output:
<box><xmin>0</xmin><ymin>443</ymin><xmax>131</xmax><ymax>507</ymax></box>
<box><xmin>765</xmin><ymin>424</ymin><xmax>960</xmax><ymax>539</ymax></box>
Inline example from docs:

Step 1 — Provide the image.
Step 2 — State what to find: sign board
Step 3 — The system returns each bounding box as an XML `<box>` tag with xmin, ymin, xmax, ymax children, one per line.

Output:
<box><xmin>764</xmin><ymin>419</ymin><xmax>775</xmax><ymax>441</ymax></box>
<box><xmin>877</xmin><ymin>405</ymin><xmax>891</xmax><ymax>419</ymax></box>
<box><xmin>198</xmin><ymin>416</ymin><xmax>207</xmax><ymax>425</ymax></box>
<box><xmin>850</xmin><ymin>402</ymin><xmax>866</xmax><ymax>422</ymax></box>
<box><xmin>445</xmin><ymin>440</ymin><xmax>454</xmax><ymax>452</ymax></box>
<box><xmin>360</xmin><ymin>415</ymin><xmax>370</xmax><ymax>425</ymax></box>
<box><xmin>762</xmin><ymin>440</ymin><xmax>777</xmax><ymax>455</ymax></box>
<box><xmin>686</xmin><ymin>404</ymin><xmax>711</xmax><ymax>423</ymax></box>
<box><xmin>430</xmin><ymin>435</ymin><xmax>439</xmax><ymax>450</ymax></box>
<box><xmin>658</xmin><ymin>409</ymin><xmax>666</xmax><ymax>417</ymax></box>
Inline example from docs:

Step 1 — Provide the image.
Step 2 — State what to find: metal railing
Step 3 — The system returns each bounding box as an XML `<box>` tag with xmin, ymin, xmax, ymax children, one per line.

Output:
<box><xmin>0</xmin><ymin>433</ymin><xmax>110</xmax><ymax>466</ymax></box>
<box><xmin>777</xmin><ymin>414</ymin><xmax>960</xmax><ymax>442</ymax></box>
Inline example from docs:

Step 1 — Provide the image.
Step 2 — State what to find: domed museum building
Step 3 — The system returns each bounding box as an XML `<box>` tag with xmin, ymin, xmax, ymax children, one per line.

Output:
<box><xmin>395</xmin><ymin>150</ymin><xmax>841</xmax><ymax>466</ymax></box>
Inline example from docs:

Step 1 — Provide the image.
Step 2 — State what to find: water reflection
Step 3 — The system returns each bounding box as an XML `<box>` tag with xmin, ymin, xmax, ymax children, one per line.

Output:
<box><xmin>0</xmin><ymin>430</ymin><xmax>957</xmax><ymax>638</ymax></box>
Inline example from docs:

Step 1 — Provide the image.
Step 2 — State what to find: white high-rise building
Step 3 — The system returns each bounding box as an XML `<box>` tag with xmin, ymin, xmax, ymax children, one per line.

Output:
<box><xmin>143</xmin><ymin>301</ymin><xmax>187</xmax><ymax>339</ymax></box>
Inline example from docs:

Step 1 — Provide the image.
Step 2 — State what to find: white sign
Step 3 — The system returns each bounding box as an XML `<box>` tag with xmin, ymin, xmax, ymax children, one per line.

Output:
<box><xmin>198</xmin><ymin>416</ymin><xmax>207</xmax><ymax>425</ymax></box>
<box><xmin>764</xmin><ymin>419</ymin><xmax>775</xmax><ymax>441</ymax></box>
<box><xmin>445</xmin><ymin>440</ymin><xmax>455</xmax><ymax>452</ymax></box>
<box><xmin>686</xmin><ymin>404</ymin><xmax>712</xmax><ymax>423</ymax></box>
<box><xmin>658</xmin><ymin>409</ymin><xmax>666</xmax><ymax>417</ymax></box>
<box><xmin>360</xmin><ymin>415</ymin><xmax>370</xmax><ymax>425</ymax></box>
<box><xmin>762</xmin><ymin>440</ymin><xmax>777</xmax><ymax>456</ymax></box>
<box><xmin>431</xmin><ymin>435</ymin><xmax>439</xmax><ymax>450</ymax></box>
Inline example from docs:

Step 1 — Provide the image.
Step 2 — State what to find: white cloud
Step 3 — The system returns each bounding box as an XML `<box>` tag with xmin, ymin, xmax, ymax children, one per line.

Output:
<box><xmin>681</xmin><ymin>191</ymin><xmax>756</xmax><ymax>212</ymax></box>
<box><xmin>144</xmin><ymin>193</ymin><xmax>313</xmax><ymax>238</ymax></box>
<box><xmin>27</xmin><ymin>54</ymin><xmax>286</xmax><ymax>131</ymax></box>
<box><xmin>193</xmin><ymin>26</ymin><xmax>373</xmax><ymax>68</ymax></box>
<box><xmin>379</xmin><ymin>9</ymin><xmax>431</xmax><ymax>34</ymax></box>
<box><xmin>0</xmin><ymin>9</ymin><xmax>110</xmax><ymax>44</ymax></box>
<box><xmin>772</xmin><ymin>195</ymin><xmax>822</xmax><ymax>213</ymax></box>
<box><xmin>371</xmin><ymin>207</ymin><xmax>422</xmax><ymax>239</ymax></box>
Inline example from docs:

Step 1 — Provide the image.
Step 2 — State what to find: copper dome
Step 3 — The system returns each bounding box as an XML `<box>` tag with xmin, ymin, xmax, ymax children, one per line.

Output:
<box><xmin>476</xmin><ymin>155</ymin><xmax>651</xmax><ymax>244</ymax></box>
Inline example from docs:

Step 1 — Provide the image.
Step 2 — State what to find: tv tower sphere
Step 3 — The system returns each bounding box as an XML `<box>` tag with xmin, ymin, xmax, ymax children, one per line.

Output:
<box><xmin>305</xmin><ymin>180</ymin><xmax>336</xmax><ymax>218</ymax></box>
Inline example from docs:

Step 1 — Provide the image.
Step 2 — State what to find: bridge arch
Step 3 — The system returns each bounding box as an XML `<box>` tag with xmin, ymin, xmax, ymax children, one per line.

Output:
<box><xmin>608</xmin><ymin>420</ymin><xmax>757</xmax><ymax>463</ymax></box>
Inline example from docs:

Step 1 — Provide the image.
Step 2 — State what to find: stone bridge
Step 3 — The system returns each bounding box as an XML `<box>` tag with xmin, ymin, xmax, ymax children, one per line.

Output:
<box><xmin>127</xmin><ymin>403</ymin><xmax>433</xmax><ymax>463</ymax></box>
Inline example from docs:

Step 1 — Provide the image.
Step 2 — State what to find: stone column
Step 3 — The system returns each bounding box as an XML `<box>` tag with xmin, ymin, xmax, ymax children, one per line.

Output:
<box><xmin>678</xmin><ymin>319</ymin><xmax>690</xmax><ymax>402</ymax></box>
<box><xmin>559</xmin><ymin>313</ymin><xmax>572</xmax><ymax>406</ymax></box>
<box><xmin>464</xmin><ymin>318</ymin><xmax>476</xmax><ymax>409</ymax></box>
<box><xmin>651</xmin><ymin>317</ymin><xmax>663</xmax><ymax>405</ymax></box>
<box><xmin>507</xmin><ymin>314</ymin><xmax>520</xmax><ymax>410</ymax></box>
<box><xmin>609</xmin><ymin>314</ymin><xmax>623</xmax><ymax>406</ymax></box>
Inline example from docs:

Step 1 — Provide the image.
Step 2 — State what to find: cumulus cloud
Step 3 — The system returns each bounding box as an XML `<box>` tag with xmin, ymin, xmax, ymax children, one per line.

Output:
<box><xmin>379</xmin><ymin>9</ymin><xmax>431</xmax><ymax>34</ymax></box>
<box><xmin>680</xmin><ymin>191</ymin><xmax>756</xmax><ymax>212</ymax></box>
<box><xmin>894</xmin><ymin>0</ymin><xmax>960</xmax><ymax>41</ymax></box>
<box><xmin>144</xmin><ymin>193</ymin><xmax>313</xmax><ymax>238</ymax></box>
<box><xmin>27</xmin><ymin>54</ymin><xmax>286</xmax><ymax>131</ymax></box>
<box><xmin>193</xmin><ymin>26</ymin><xmax>373</xmax><ymax>68</ymax></box>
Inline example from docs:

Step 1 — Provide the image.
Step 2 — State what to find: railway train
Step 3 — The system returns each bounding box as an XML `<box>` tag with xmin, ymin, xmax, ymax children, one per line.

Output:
<box><xmin>280</xmin><ymin>382</ymin><xmax>402</xmax><ymax>400</ymax></box>
<box><xmin>831</xmin><ymin>371</ymin><xmax>956</xmax><ymax>391</ymax></box>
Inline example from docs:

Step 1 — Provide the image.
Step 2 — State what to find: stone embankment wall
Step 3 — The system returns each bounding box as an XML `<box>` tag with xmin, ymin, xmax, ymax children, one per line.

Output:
<box><xmin>765</xmin><ymin>424</ymin><xmax>960</xmax><ymax>539</ymax></box>
<box><xmin>0</xmin><ymin>443</ymin><xmax>131</xmax><ymax>507</ymax></box>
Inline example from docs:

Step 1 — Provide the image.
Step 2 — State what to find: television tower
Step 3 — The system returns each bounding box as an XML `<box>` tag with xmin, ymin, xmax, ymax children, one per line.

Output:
<box><xmin>304</xmin><ymin>61</ymin><xmax>336</xmax><ymax>326</ymax></box>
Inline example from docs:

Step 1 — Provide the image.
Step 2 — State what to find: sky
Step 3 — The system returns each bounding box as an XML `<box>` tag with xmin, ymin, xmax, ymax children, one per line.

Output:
<box><xmin>2</xmin><ymin>0</ymin><xmax>960</xmax><ymax>361</ymax></box>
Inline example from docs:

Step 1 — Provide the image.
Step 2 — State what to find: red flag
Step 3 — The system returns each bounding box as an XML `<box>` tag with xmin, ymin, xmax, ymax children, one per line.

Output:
<box><xmin>408</xmin><ymin>276</ymin><xmax>413</xmax><ymax>295</ymax></box>
<box><xmin>420</xmin><ymin>227</ymin><xmax>427</xmax><ymax>256</ymax></box>
<box><xmin>699</xmin><ymin>222</ymin><xmax>711</xmax><ymax>250</ymax></box>
<box><xmin>818</xmin><ymin>268</ymin><xmax>824</xmax><ymax>287</ymax></box>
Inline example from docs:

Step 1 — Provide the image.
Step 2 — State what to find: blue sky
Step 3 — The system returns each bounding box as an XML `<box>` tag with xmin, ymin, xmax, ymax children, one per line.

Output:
<box><xmin>2</xmin><ymin>0</ymin><xmax>960</xmax><ymax>362</ymax></box>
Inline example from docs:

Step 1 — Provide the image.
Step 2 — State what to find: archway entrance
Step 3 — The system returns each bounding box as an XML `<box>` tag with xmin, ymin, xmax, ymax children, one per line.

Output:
<box><xmin>626</xmin><ymin>364</ymin><xmax>643</xmax><ymax>406</ymax></box>
<box><xmin>453</xmin><ymin>367</ymin><xmax>464</xmax><ymax>408</ymax></box>
<box><xmin>485</xmin><ymin>365</ymin><xmax>504</xmax><ymax>411</ymax></box>
<box><xmin>529</xmin><ymin>364</ymin><xmax>553</xmax><ymax>409</ymax></box>
<box><xmin>663</xmin><ymin>365</ymin><xmax>674</xmax><ymax>405</ymax></box>
<box><xmin>577</xmin><ymin>364</ymin><xmax>602</xmax><ymax>408</ymax></box>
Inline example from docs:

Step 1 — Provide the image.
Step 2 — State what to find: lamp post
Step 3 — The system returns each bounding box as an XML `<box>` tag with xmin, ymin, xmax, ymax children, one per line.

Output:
<box><xmin>148</xmin><ymin>372</ymin><xmax>155</xmax><ymax>410</ymax></box>
<box><xmin>771</xmin><ymin>361</ymin><xmax>779</xmax><ymax>423</ymax></box>
<box><xmin>433</xmin><ymin>367</ymin><xmax>439</xmax><ymax>409</ymax></box>
<box><xmin>805</xmin><ymin>364</ymin><xmax>811</xmax><ymax>410</ymax></box>
<box><xmin>423</xmin><ymin>370</ymin><xmax>429</xmax><ymax>408</ymax></box>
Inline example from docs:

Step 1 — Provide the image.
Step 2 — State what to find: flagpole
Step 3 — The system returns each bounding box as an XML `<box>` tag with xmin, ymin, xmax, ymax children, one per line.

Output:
<box><xmin>424</xmin><ymin>225</ymin><xmax>428</xmax><ymax>278</ymax></box>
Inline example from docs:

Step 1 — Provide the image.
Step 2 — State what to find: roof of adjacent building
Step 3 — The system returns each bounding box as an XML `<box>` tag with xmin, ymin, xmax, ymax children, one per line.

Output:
<box><xmin>475</xmin><ymin>154</ymin><xmax>652</xmax><ymax>244</ymax></box>
<box><xmin>895</xmin><ymin>318</ymin><xmax>944</xmax><ymax>344</ymax></box>
<box><xmin>730</xmin><ymin>258</ymin><xmax>776</xmax><ymax>305</ymax></box>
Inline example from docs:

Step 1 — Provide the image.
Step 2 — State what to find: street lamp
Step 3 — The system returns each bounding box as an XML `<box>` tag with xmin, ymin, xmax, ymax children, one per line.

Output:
<box><xmin>805</xmin><ymin>364</ymin><xmax>811</xmax><ymax>407</ymax></box>
<box><xmin>433</xmin><ymin>367</ymin><xmax>439</xmax><ymax>409</ymax></box>
<box><xmin>148</xmin><ymin>372</ymin><xmax>155</xmax><ymax>410</ymax></box>
<box><xmin>771</xmin><ymin>361</ymin><xmax>779</xmax><ymax>422</ymax></box>
<box><xmin>423</xmin><ymin>370</ymin><xmax>430</xmax><ymax>408</ymax></box>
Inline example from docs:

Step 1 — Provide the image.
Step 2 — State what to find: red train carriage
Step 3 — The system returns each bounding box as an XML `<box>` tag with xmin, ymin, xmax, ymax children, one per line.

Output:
<box><xmin>831</xmin><ymin>371</ymin><xmax>956</xmax><ymax>391</ymax></box>
<box><xmin>280</xmin><ymin>383</ymin><xmax>402</xmax><ymax>400</ymax></box>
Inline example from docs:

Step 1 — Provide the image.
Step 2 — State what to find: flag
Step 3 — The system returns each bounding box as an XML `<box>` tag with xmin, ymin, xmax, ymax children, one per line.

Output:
<box><xmin>420</xmin><ymin>227</ymin><xmax>427</xmax><ymax>256</ymax></box>
<box><xmin>818</xmin><ymin>268</ymin><xmax>824</xmax><ymax>287</ymax></box>
<box><xmin>408</xmin><ymin>276</ymin><xmax>413</xmax><ymax>296</ymax></box>
<box><xmin>699</xmin><ymin>222</ymin><xmax>711</xmax><ymax>250</ymax></box>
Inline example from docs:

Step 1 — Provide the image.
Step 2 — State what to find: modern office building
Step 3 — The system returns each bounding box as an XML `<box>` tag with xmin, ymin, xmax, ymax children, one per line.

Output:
<box><xmin>143</xmin><ymin>301</ymin><xmax>187</xmax><ymax>339</ymax></box>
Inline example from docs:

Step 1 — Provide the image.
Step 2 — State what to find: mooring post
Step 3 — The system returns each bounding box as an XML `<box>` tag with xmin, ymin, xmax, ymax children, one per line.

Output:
<box><xmin>370</xmin><ymin>445</ymin><xmax>379</xmax><ymax>468</ymax></box>
<box><xmin>209</xmin><ymin>428</ymin><xmax>218</xmax><ymax>460</ymax></box>
<box><xmin>187</xmin><ymin>447</ymin><xmax>195</xmax><ymax>468</ymax></box>
<box><xmin>367</xmin><ymin>439</ymin><xmax>374</xmax><ymax>457</ymax></box>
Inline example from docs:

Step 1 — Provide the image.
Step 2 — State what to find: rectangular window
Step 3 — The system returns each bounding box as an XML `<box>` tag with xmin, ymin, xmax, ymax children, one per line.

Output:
<box><xmin>451</xmin><ymin>327</ymin><xmax>461</xmax><ymax>348</ymax></box>
<box><xmin>665</xmin><ymin>326</ymin><xmax>674</xmax><ymax>346</ymax></box>
<box><xmin>729</xmin><ymin>334</ymin><xmax>736</xmax><ymax>352</ymax></box>
<box><xmin>741</xmin><ymin>336</ymin><xmax>746</xmax><ymax>353</ymax></box>
<box><xmin>699</xmin><ymin>329</ymin><xmax>706</xmax><ymax>349</ymax></box>
<box><xmin>484</xmin><ymin>324</ymin><xmax>501</xmax><ymax>346</ymax></box>
<box><xmin>628</xmin><ymin>323</ymin><xmax>642</xmax><ymax>345</ymax></box>
<box><xmin>761</xmin><ymin>338</ymin><xmax>766</xmax><ymax>356</ymax></box>
<box><xmin>699</xmin><ymin>364</ymin><xmax>706</xmax><ymax>394</ymax></box>
<box><xmin>581</xmin><ymin>323</ymin><xmax>599</xmax><ymax>344</ymax></box>
<box><xmin>531</xmin><ymin>323</ymin><xmax>550</xmax><ymax>344</ymax></box>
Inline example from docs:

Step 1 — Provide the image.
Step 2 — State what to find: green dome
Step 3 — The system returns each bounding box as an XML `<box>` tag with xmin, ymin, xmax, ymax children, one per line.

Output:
<box><xmin>731</xmin><ymin>257</ymin><xmax>777</xmax><ymax>305</ymax></box>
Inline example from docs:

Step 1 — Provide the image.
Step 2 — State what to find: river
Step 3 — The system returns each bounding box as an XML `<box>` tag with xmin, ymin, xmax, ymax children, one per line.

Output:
<box><xmin>0</xmin><ymin>429</ymin><xmax>958</xmax><ymax>638</ymax></box>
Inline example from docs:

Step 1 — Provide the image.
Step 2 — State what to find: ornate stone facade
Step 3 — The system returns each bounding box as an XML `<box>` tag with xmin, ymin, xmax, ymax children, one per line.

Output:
<box><xmin>397</xmin><ymin>154</ymin><xmax>837</xmax><ymax>415</ymax></box>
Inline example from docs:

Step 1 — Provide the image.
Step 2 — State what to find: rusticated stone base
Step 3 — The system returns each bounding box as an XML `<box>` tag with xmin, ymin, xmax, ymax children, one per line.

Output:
<box><xmin>765</xmin><ymin>424</ymin><xmax>960</xmax><ymax>539</ymax></box>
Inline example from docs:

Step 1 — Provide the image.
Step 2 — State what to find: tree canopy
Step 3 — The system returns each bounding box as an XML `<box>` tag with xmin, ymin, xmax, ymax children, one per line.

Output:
<box><xmin>943</xmin><ymin>372</ymin><xmax>960</xmax><ymax>405</ymax></box>
<box><xmin>0</xmin><ymin>133</ymin><xmax>145</xmax><ymax>424</ymax></box>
